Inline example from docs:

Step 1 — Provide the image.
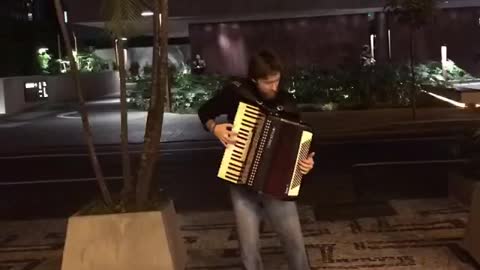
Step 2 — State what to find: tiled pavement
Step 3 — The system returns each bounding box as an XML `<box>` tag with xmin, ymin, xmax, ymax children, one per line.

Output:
<box><xmin>0</xmin><ymin>198</ymin><xmax>478</xmax><ymax>270</ymax></box>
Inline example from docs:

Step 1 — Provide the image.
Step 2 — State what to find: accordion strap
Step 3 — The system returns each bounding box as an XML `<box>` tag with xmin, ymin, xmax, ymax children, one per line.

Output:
<box><xmin>230</xmin><ymin>79</ymin><xmax>300</xmax><ymax>121</ymax></box>
<box><xmin>231</xmin><ymin>81</ymin><xmax>272</xmax><ymax>112</ymax></box>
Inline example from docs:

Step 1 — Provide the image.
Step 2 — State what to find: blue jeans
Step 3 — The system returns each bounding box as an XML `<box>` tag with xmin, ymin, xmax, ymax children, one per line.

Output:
<box><xmin>229</xmin><ymin>185</ymin><xmax>310</xmax><ymax>270</ymax></box>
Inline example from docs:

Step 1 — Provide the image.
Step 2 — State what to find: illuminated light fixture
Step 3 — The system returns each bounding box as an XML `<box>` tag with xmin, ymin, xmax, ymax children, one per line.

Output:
<box><xmin>421</xmin><ymin>90</ymin><xmax>480</xmax><ymax>109</ymax></box>
<box><xmin>142</xmin><ymin>11</ymin><xmax>162</xmax><ymax>26</ymax></box>
<box><xmin>441</xmin><ymin>46</ymin><xmax>447</xmax><ymax>62</ymax></box>
<box><xmin>24</xmin><ymin>81</ymin><xmax>48</xmax><ymax>101</ymax></box>
<box><xmin>441</xmin><ymin>45</ymin><xmax>448</xmax><ymax>78</ymax></box>
<box><xmin>121</xmin><ymin>37</ymin><xmax>128</xmax><ymax>41</ymax></box>
<box><xmin>64</xmin><ymin>11</ymin><xmax>68</xmax><ymax>23</ymax></box>
<box><xmin>41</xmin><ymin>81</ymin><xmax>49</xmax><ymax>98</ymax></box>
<box><xmin>370</xmin><ymin>34</ymin><xmax>376</xmax><ymax>59</ymax></box>
<box><xmin>388</xmin><ymin>29</ymin><xmax>392</xmax><ymax>59</ymax></box>
<box><xmin>141</xmin><ymin>11</ymin><xmax>154</xmax><ymax>16</ymax></box>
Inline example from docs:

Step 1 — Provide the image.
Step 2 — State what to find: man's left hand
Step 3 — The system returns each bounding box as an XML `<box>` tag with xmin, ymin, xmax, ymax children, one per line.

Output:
<box><xmin>299</xmin><ymin>152</ymin><xmax>315</xmax><ymax>175</ymax></box>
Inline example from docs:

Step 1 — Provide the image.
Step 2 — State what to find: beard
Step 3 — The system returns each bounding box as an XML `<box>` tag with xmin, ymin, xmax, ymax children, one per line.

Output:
<box><xmin>259</xmin><ymin>90</ymin><xmax>278</xmax><ymax>100</ymax></box>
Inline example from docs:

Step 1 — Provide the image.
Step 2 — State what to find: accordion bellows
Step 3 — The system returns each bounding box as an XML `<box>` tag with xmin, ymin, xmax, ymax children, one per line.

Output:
<box><xmin>218</xmin><ymin>102</ymin><xmax>313</xmax><ymax>200</ymax></box>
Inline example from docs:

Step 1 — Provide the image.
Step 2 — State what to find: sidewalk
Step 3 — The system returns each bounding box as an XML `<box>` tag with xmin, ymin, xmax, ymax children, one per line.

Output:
<box><xmin>0</xmin><ymin>99</ymin><xmax>479</xmax><ymax>155</ymax></box>
<box><xmin>0</xmin><ymin>197</ymin><xmax>476</xmax><ymax>270</ymax></box>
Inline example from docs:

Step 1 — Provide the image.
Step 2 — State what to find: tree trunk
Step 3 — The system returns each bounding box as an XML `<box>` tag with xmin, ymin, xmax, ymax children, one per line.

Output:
<box><xmin>376</xmin><ymin>12</ymin><xmax>389</xmax><ymax>64</ymax></box>
<box><xmin>165</xmin><ymin>78</ymin><xmax>171</xmax><ymax>112</ymax></box>
<box><xmin>53</xmin><ymin>0</ymin><xmax>114</xmax><ymax>209</ymax></box>
<box><xmin>409</xmin><ymin>26</ymin><xmax>417</xmax><ymax>120</ymax></box>
<box><xmin>164</xmin><ymin>65</ymin><xmax>172</xmax><ymax>112</ymax></box>
<box><xmin>135</xmin><ymin>0</ymin><xmax>168</xmax><ymax>210</ymax></box>
<box><xmin>116</xmin><ymin>39</ymin><xmax>134</xmax><ymax>206</ymax></box>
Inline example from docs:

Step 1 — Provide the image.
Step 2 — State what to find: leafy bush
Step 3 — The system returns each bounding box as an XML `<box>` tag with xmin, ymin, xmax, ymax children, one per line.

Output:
<box><xmin>172</xmin><ymin>73</ymin><xmax>228</xmax><ymax>113</ymax></box>
<box><xmin>128</xmin><ymin>60</ymin><xmax>477</xmax><ymax>113</ymax></box>
<box><xmin>415</xmin><ymin>60</ymin><xmax>475</xmax><ymax>86</ymax></box>
<box><xmin>127</xmin><ymin>77</ymin><xmax>152</xmax><ymax>111</ymax></box>
<box><xmin>127</xmin><ymin>67</ymin><xmax>228</xmax><ymax>113</ymax></box>
<box><xmin>283</xmin><ymin>64</ymin><xmax>411</xmax><ymax>109</ymax></box>
<box><xmin>284</xmin><ymin>61</ymin><xmax>475</xmax><ymax>110</ymax></box>
<box><xmin>39</xmin><ymin>50</ymin><xmax>110</xmax><ymax>75</ymax></box>
<box><xmin>76</xmin><ymin>52</ymin><xmax>110</xmax><ymax>72</ymax></box>
<box><xmin>370</xmin><ymin>64</ymin><xmax>412</xmax><ymax>107</ymax></box>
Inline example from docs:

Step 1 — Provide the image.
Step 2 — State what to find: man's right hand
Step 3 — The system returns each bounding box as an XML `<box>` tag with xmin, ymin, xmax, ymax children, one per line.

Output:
<box><xmin>213</xmin><ymin>123</ymin><xmax>237</xmax><ymax>147</ymax></box>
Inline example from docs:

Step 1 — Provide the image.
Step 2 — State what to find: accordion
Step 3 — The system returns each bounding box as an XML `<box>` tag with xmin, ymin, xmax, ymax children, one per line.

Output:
<box><xmin>217</xmin><ymin>101</ymin><xmax>313</xmax><ymax>200</ymax></box>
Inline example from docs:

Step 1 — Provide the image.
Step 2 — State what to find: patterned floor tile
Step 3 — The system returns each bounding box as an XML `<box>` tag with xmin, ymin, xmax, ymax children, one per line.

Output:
<box><xmin>0</xmin><ymin>198</ymin><xmax>478</xmax><ymax>270</ymax></box>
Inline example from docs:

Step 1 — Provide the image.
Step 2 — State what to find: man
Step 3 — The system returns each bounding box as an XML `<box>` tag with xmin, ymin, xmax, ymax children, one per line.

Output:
<box><xmin>197</xmin><ymin>50</ymin><xmax>315</xmax><ymax>270</ymax></box>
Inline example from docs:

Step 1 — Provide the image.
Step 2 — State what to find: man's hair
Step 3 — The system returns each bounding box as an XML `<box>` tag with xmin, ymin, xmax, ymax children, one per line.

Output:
<box><xmin>248</xmin><ymin>49</ymin><xmax>283</xmax><ymax>80</ymax></box>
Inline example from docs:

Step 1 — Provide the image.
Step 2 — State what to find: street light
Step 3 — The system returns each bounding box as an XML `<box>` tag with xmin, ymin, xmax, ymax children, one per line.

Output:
<box><xmin>141</xmin><ymin>11</ymin><xmax>162</xmax><ymax>26</ymax></box>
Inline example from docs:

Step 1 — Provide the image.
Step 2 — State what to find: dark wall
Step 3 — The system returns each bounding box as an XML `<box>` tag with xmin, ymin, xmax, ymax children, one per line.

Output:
<box><xmin>170</xmin><ymin>0</ymin><xmax>382</xmax><ymax>17</ymax></box>
<box><xmin>189</xmin><ymin>14</ymin><xmax>370</xmax><ymax>76</ymax></box>
<box><xmin>189</xmin><ymin>7</ymin><xmax>480</xmax><ymax>77</ymax></box>
<box><xmin>389</xmin><ymin>7</ymin><xmax>480</xmax><ymax>76</ymax></box>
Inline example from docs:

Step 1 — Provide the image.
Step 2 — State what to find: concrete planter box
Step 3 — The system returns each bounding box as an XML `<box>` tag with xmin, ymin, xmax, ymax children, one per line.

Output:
<box><xmin>465</xmin><ymin>182</ymin><xmax>480</xmax><ymax>264</ymax></box>
<box><xmin>448</xmin><ymin>172</ymin><xmax>478</xmax><ymax>206</ymax></box>
<box><xmin>422</xmin><ymin>83</ymin><xmax>480</xmax><ymax>108</ymax></box>
<box><xmin>61</xmin><ymin>199</ymin><xmax>186</xmax><ymax>270</ymax></box>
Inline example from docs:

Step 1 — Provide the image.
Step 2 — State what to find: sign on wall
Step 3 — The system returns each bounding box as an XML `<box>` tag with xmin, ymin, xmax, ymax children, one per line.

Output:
<box><xmin>24</xmin><ymin>81</ymin><xmax>48</xmax><ymax>102</ymax></box>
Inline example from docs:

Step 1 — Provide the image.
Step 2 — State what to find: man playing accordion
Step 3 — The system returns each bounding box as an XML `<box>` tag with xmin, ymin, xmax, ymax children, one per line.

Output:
<box><xmin>198</xmin><ymin>49</ymin><xmax>315</xmax><ymax>270</ymax></box>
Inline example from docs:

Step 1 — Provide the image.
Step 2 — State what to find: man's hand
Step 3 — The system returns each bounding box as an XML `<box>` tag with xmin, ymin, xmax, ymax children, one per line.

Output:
<box><xmin>213</xmin><ymin>123</ymin><xmax>237</xmax><ymax>147</ymax></box>
<box><xmin>298</xmin><ymin>152</ymin><xmax>315</xmax><ymax>175</ymax></box>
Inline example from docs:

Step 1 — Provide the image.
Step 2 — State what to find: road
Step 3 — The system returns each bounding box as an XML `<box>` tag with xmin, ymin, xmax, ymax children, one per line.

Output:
<box><xmin>0</xmin><ymin>134</ymin><xmax>470</xmax><ymax>220</ymax></box>
<box><xmin>1</xmin><ymin>97</ymin><xmax>479</xmax><ymax>155</ymax></box>
<box><xmin>0</xmin><ymin>98</ymin><xmax>478</xmax><ymax>220</ymax></box>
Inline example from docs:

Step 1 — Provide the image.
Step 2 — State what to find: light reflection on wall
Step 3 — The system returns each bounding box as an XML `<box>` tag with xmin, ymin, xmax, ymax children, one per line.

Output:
<box><xmin>217</xmin><ymin>23</ymin><xmax>248</xmax><ymax>77</ymax></box>
<box><xmin>189</xmin><ymin>13</ymin><xmax>369</xmax><ymax>76</ymax></box>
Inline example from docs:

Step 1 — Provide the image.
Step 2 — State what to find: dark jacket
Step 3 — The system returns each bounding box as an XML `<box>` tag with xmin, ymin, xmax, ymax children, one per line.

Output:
<box><xmin>197</xmin><ymin>78</ymin><xmax>301</xmax><ymax>130</ymax></box>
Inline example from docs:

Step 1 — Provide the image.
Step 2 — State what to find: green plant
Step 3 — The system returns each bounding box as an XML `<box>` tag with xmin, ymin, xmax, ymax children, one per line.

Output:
<box><xmin>172</xmin><ymin>72</ymin><xmax>228</xmax><ymax>113</ymax></box>
<box><xmin>52</xmin><ymin>52</ymin><xmax>109</xmax><ymax>74</ymax></box>
<box><xmin>127</xmin><ymin>77</ymin><xmax>152</xmax><ymax>111</ymax></box>
<box><xmin>370</xmin><ymin>64</ymin><xmax>411</xmax><ymax>106</ymax></box>
<box><xmin>128</xmin><ymin>69</ymin><xmax>228</xmax><ymax>113</ymax></box>
<box><xmin>76</xmin><ymin>51</ymin><xmax>110</xmax><ymax>72</ymax></box>
<box><xmin>37</xmin><ymin>48</ymin><xmax>52</xmax><ymax>74</ymax></box>
<box><xmin>415</xmin><ymin>60</ymin><xmax>476</xmax><ymax>86</ymax></box>
<box><xmin>284</xmin><ymin>61</ymin><xmax>472</xmax><ymax>110</ymax></box>
<box><xmin>129</xmin><ymin>61</ymin><xmax>477</xmax><ymax>113</ymax></box>
<box><xmin>284</xmin><ymin>66</ymin><xmax>355</xmax><ymax>106</ymax></box>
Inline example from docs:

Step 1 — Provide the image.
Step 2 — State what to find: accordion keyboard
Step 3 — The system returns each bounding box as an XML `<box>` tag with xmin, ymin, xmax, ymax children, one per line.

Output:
<box><xmin>218</xmin><ymin>102</ymin><xmax>264</xmax><ymax>183</ymax></box>
<box><xmin>287</xmin><ymin>131</ymin><xmax>313</xmax><ymax>197</ymax></box>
